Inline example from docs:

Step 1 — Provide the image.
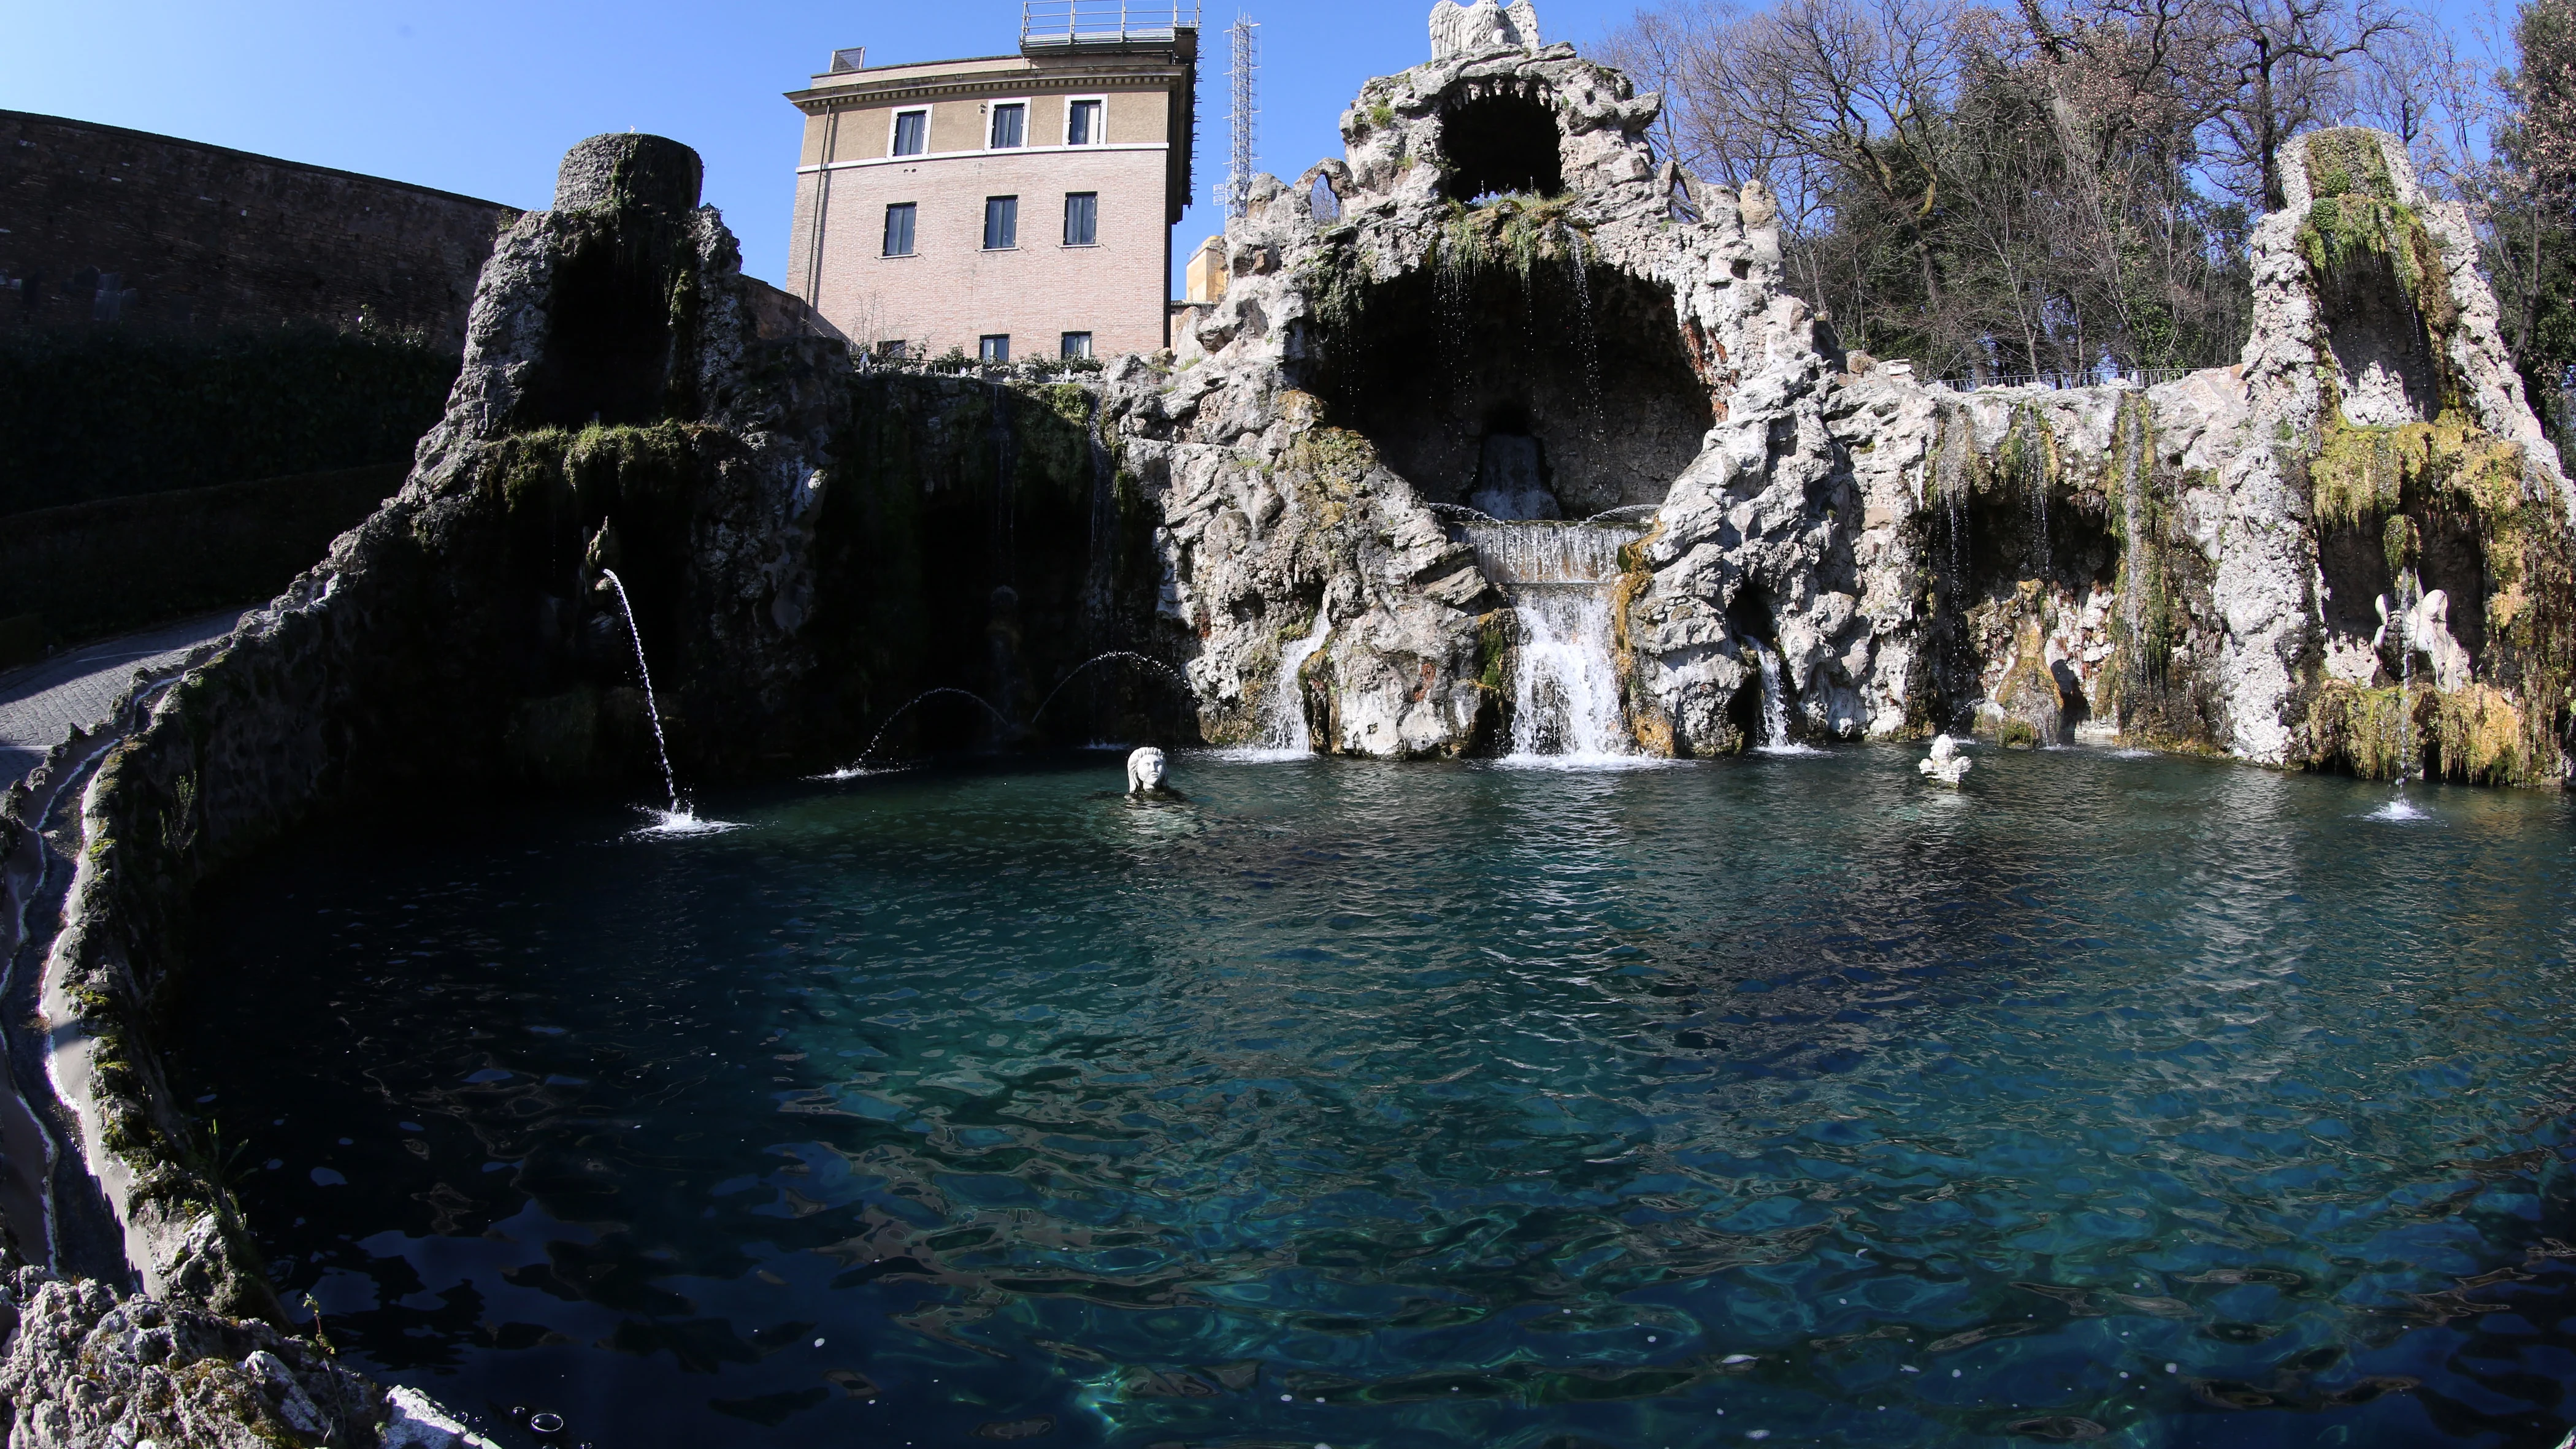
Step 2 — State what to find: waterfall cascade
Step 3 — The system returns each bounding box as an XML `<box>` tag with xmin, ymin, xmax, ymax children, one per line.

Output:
<box><xmin>1227</xmin><ymin>616</ymin><xmax>1333</xmax><ymax>759</ymax></box>
<box><xmin>1463</xmin><ymin>521</ymin><xmax>1636</xmax><ymax>760</ymax></box>
<box><xmin>1747</xmin><ymin>638</ymin><xmax>1823</xmax><ymax>754</ymax></box>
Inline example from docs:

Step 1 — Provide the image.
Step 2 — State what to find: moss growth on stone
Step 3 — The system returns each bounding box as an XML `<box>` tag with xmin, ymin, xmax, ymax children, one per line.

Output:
<box><xmin>1299</xmin><ymin>239</ymin><xmax>1376</xmax><ymax>343</ymax></box>
<box><xmin>2307</xmin><ymin>411</ymin><xmax>2525</xmax><ymax>529</ymax></box>
<box><xmin>2294</xmin><ymin>397</ymin><xmax>2574</xmax><ymax>783</ymax></box>
<box><xmin>1436</xmin><ymin>193</ymin><xmax>1586</xmax><ymax>284</ymax></box>
<box><xmin>2294</xmin><ymin>185</ymin><xmax>2459</xmax><ymax>406</ymax></box>
<box><xmin>2302</xmin><ymin>128</ymin><xmax>2400</xmax><ymax>204</ymax></box>
<box><xmin>1287</xmin><ymin>428</ymin><xmax>1379</xmax><ymax>527</ymax></box>
<box><xmin>1476</xmin><ymin>610</ymin><xmax>1509</xmax><ymax>697</ymax></box>
<box><xmin>1972</xmin><ymin>403</ymin><xmax>2061</xmax><ymax>501</ymax></box>
<box><xmin>2301</xmin><ymin>679</ymin><xmax>2542</xmax><ymax>784</ymax></box>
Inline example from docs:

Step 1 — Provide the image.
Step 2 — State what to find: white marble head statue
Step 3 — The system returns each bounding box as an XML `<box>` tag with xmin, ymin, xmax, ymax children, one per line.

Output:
<box><xmin>1125</xmin><ymin>746</ymin><xmax>1170</xmax><ymax>793</ymax></box>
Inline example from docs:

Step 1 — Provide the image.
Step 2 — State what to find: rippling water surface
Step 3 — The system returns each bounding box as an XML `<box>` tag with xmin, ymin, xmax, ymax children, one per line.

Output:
<box><xmin>174</xmin><ymin>747</ymin><xmax>2576</xmax><ymax>1448</ymax></box>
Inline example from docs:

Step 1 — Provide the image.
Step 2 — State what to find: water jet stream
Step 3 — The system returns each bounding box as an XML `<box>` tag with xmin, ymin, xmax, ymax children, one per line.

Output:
<box><xmin>1027</xmin><ymin>652</ymin><xmax>1194</xmax><ymax>726</ymax></box>
<box><xmin>600</xmin><ymin>569</ymin><xmax>678</xmax><ymax>814</ymax></box>
<box><xmin>834</xmin><ymin>687</ymin><xmax>1019</xmax><ymax>777</ymax></box>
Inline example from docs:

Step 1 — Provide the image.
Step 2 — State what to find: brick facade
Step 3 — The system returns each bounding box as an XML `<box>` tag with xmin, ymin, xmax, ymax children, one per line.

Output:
<box><xmin>0</xmin><ymin>110</ymin><xmax>512</xmax><ymax>352</ymax></box>
<box><xmin>786</xmin><ymin>36</ymin><xmax>1196</xmax><ymax>362</ymax></box>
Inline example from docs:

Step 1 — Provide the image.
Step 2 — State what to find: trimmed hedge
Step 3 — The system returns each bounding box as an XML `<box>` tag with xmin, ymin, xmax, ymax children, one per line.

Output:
<box><xmin>0</xmin><ymin>327</ymin><xmax>454</xmax><ymax>514</ymax></box>
<box><xmin>0</xmin><ymin>464</ymin><xmax>404</xmax><ymax>645</ymax></box>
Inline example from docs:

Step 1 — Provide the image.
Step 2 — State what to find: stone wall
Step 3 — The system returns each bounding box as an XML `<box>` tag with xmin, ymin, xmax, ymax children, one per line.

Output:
<box><xmin>0</xmin><ymin>111</ymin><xmax>513</xmax><ymax>350</ymax></box>
<box><xmin>0</xmin><ymin>464</ymin><xmax>404</xmax><ymax>644</ymax></box>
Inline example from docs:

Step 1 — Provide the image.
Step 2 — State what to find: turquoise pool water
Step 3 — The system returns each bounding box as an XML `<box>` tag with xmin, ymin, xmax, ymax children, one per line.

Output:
<box><xmin>175</xmin><ymin>747</ymin><xmax>2576</xmax><ymax>1447</ymax></box>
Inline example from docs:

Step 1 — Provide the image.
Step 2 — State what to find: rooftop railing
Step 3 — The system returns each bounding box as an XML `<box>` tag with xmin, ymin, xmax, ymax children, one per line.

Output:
<box><xmin>1020</xmin><ymin>1</ymin><xmax>1202</xmax><ymax>48</ymax></box>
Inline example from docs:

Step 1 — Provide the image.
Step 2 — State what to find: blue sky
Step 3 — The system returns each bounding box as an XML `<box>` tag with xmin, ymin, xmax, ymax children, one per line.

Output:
<box><xmin>3</xmin><ymin>0</ymin><xmax>2512</xmax><ymax>295</ymax></box>
<box><xmin>1</xmin><ymin>1</ymin><xmax>1654</xmax><ymax>293</ymax></box>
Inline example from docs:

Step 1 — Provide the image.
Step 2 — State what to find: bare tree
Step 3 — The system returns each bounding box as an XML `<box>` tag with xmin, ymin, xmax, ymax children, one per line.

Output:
<box><xmin>2193</xmin><ymin>0</ymin><xmax>2409</xmax><ymax>209</ymax></box>
<box><xmin>1607</xmin><ymin>0</ymin><xmax>2402</xmax><ymax>376</ymax></box>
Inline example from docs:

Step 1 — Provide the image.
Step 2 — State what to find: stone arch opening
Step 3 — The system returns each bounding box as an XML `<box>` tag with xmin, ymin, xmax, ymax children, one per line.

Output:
<box><xmin>1297</xmin><ymin>259</ymin><xmax>1711</xmax><ymax>516</ymax></box>
<box><xmin>1309</xmin><ymin>172</ymin><xmax>1342</xmax><ymax>223</ymax></box>
<box><xmin>1725</xmin><ymin>589</ymin><xmax>1784</xmax><ymax>746</ymax></box>
<box><xmin>2316</xmin><ymin>250</ymin><xmax>2444</xmax><ymax>426</ymax></box>
<box><xmin>2315</xmin><ymin>510</ymin><xmax>2487</xmax><ymax>676</ymax></box>
<box><xmin>1438</xmin><ymin>91</ymin><xmax>1565</xmax><ymax>202</ymax></box>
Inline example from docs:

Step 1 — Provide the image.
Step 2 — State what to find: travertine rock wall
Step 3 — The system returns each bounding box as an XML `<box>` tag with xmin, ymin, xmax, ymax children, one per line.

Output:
<box><xmin>1160</xmin><ymin>33</ymin><xmax>2575</xmax><ymax>775</ymax></box>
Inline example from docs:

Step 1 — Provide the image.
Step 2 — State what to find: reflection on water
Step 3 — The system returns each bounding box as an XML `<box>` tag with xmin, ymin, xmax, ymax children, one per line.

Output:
<box><xmin>175</xmin><ymin>749</ymin><xmax>2576</xmax><ymax>1448</ymax></box>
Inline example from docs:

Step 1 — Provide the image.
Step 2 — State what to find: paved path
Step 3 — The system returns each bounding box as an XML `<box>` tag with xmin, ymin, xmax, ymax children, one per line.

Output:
<box><xmin>0</xmin><ymin>611</ymin><xmax>247</xmax><ymax>788</ymax></box>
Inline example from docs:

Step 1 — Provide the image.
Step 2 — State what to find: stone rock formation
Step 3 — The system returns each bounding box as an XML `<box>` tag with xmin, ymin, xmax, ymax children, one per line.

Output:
<box><xmin>0</xmin><ymin>1248</ymin><xmax>479</xmax><ymax>1448</ymax></box>
<box><xmin>1159</xmin><ymin>24</ymin><xmax>2573</xmax><ymax>778</ymax></box>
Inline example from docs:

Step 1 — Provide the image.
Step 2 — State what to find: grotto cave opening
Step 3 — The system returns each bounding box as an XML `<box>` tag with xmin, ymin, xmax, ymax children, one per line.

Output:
<box><xmin>2316</xmin><ymin>245</ymin><xmax>2445</xmax><ymax>426</ymax></box>
<box><xmin>1725</xmin><ymin>589</ymin><xmax>1784</xmax><ymax>747</ymax></box>
<box><xmin>512</xmin><ymin>222</ymin><xmax>687</xmax><ymax>429</ymax></box>
<box><xmin>1436</xmin><ymin>90</ymin><xmax>1564</xmax><ymax>202</ymax></box>
<box><xmin>2315</xmin><ymin>511</ymin><xmax>2488</xmax><ymax>676</ymax></box>
<box><xmin>1921</xmin><ymin>430</ymin><xmax>2125</xmax><ymax>732</ymax></box>
<box><xmin>1300</xmin><ymin>259</ymin><xmax>1710</xmax><ymax>517</ymax></box>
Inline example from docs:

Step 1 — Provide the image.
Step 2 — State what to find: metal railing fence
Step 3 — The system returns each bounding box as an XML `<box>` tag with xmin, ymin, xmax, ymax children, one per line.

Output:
<box><xmin>1020</xmin><ymin>2</ymin><xmax>1202</xmax><ymax>45</ymax></box>
<box><xmin>1916</xmin><ymin>362</ymin><xmax>2228</xmax><ymax>392</ymax></box>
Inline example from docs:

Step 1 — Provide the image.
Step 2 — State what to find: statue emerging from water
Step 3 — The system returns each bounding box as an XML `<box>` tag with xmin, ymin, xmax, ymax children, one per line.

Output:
<box><xmin>1127</xmin><ymin>746</ymin><xmax>1174</xmax><ymax>795</ymax></box>
<box><xmin>1919</xmin><ymin>733</ymin><xmax>1972</xmax><ymax>787</ymax></box>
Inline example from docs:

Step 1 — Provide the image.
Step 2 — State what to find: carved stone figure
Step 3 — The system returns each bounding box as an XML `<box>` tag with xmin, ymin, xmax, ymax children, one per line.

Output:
<box><xmin>1126</xmin><ymin>746</ymin><xmax>1171</xmax><ymax>794</ymax></box>
<box><xmin>1429</xmin><ymin>0</ymin><xmax>1541</xmax><ymax>58</ymax></box>
<box><xmin>2373</xmin><ymin>587</ymin><xmax>2474</xmax><ymax>691</ymax></box>
<box><xmin>1919</xmin><ymin>733</ymin><xmax>1972</xmax><ymax>786</ymax></box>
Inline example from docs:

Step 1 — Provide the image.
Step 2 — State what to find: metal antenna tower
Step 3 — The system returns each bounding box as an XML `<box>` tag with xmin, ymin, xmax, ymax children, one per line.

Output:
<box><xmin>1221</xmin><ymin>14</ymin><xmax>1259</xmax><ymax>223</ymax></box>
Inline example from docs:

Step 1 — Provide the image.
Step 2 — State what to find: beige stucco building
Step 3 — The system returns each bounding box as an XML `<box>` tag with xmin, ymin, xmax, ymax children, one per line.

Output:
<box><xmin>785</xmin><ymin>21</ymin><xmax>1198</xmax><ymax>363</ymax></box>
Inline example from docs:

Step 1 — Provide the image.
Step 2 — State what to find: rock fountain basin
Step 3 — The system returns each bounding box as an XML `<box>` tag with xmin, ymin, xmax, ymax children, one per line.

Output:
<box><xmin>0</xmin><ymin>12</ymin><xmax>2570</xmax><ymax>1446</ymax></box>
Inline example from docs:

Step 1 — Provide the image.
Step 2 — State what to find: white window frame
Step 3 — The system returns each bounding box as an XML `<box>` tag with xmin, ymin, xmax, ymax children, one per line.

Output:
<box><xmin>985</xmin><ymin>97</ymin><xmax>1032</xmax><ymax>151</ymax></box>
<box><xmin>886</xmin><ymin>107</ymin><xmax>930</xmax><ymax>158</ymax></box>
<box><xmin>1062</xmin><ymin>94</ymin><xmax>1108</xmax><ymax>147</ymax></box>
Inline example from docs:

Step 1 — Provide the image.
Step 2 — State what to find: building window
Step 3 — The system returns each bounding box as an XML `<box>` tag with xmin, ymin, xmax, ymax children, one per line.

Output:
<box><xmin>1060</xmin><ymin>332</ymin><xmax>1093</xmax><ymax>359</ymax></box>
<box><xmin>983</xmin><ymin>196</ymin><xmax>1018</xmax><ymax>250</ymax></box>
<box><xmin>979</xmin><ymin>334</ymin><xmax>1011</xmax><ymax>363</ymax></box>
<box><xmin>989</xmin><ymin>102</ymin><xmax>1025</xmax><ymax>148</ymax></box>
<box><xmin>1066</xmin><ymin>99</ymin><xmax>1103</xmax><ymax>145</ymax></box>
<box><xmin>1063</xmin><ymin>192</ymin><xmax>1098</xmax><ymax>247</ymax></box>
<box><xmin>882</xmin><ymin>202</ymin><xmax>916</xmax><ymax>257</ymax></box>
<box><xmin>891</xmin><ymin>110</ymin><xmax>927</xmax><ymax>157</ymax></box>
